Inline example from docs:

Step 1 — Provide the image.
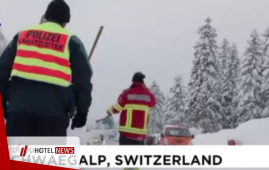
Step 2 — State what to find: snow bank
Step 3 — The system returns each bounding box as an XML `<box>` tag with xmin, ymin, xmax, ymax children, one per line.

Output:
<box><xmin>193</xmin><ymin>118</ymin><xmax>269</xmax><ymax>145</ymax></box>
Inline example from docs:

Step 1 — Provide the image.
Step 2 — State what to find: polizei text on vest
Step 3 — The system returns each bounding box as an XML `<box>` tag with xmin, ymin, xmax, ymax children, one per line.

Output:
<box><xmin>115</xmin><ymin>155</ymin><xmax>222</xmax><ymax>166</ymax></box>
<box><xmin>19</xmin><ymin>30</ymin><xmax>67</xmax><ymax>52</ymax></box>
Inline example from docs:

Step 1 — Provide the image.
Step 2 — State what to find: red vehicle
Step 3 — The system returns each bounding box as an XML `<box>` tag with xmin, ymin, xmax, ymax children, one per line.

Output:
<box><xmin>228</xmin><ymin>139</ymin><xmax>236</xmax><ymax>145</ymax></box>
<box><xmin>159</xmin><ymin>125</ymin><xmax>194</xmax><ymax>145</ymax></box>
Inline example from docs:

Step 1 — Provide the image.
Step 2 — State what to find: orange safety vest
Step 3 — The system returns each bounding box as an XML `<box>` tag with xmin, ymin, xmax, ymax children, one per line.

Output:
<box><xmin>10</xmin><ymin>22</ymin><xmax>73</xmax><ymax>87</ymax></box>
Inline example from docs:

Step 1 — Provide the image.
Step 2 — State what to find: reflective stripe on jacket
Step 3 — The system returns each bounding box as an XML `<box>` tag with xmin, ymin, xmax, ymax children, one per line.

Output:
<box><xmin>118</xmin><ymin>104</ymin><xmax>150</xmax><ymax>135</ymax></box>
<box><xmin>11</xmin><ymin>22</ymin><xmax>73</xmax><ymax>87</ymax></box>
<box><xmin>107</xmin><ymin>82</ymin><xmax>156</xmax><ymax>140</ymax></box>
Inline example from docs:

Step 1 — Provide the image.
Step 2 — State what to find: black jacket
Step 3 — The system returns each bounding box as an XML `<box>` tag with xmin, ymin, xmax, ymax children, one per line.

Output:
<box><xmin>0</xmin><ymin>26</ymin><xmax>93</xmax><ymax>119</ymax></box>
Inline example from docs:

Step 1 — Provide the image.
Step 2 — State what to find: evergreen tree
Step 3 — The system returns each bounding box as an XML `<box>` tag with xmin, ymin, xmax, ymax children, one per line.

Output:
<box><xmin>219</xmin><ymin>39</ymin><xmax>231</xmax><ymax>73</ymax></box>
<box><xmin>218</xmin><ymin>39</ymin><xmax>231</xmax><ymax>128</ymax></box>
<box><xmin>260</xmin><ymin>27</ymin><xmax>269</xmax><ymax>75</ymax></box>
<box><xmin>185</xmin><ymin>18</ymin><xmax>224</xmax><ymax>133</ymax></box>
<box><xmin>261</xmin><ymin>27</ymin><xmax>269</xmax><ymax>118</ymax></box>
<box><xmin>222</xmin><ymin>43</ymin><xmax>240</xmax><ymax>128</ymax></box>
<box><xmin>236</xmin><ymin>30</ymin><xmax>263</xmax><ymax>126</ymax></box>
<box><xmin>164</xmin><ymin>75</ymin><xmax>187</xmax><ymax>126</ymax></box>
<box><xmin>148</xmin><ymin>81</ymin><xmax>165</xmax><ymax>135</ymax></box>
<box><xmin>163</xmin><ymin>94</ymin><xmax>172</xmax><ymax>125</ymax></box>
<box><xmin>262</xmin><ymin>27</ymin><xmax>269</xmax><ymax>58</ymax></box>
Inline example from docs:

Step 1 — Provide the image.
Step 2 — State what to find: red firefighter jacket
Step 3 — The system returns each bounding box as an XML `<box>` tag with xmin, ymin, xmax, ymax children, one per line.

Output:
<box><xmin>107</xmin><ymin>82</ymin><xmax>156</xmax><ymax>141</ymax></box>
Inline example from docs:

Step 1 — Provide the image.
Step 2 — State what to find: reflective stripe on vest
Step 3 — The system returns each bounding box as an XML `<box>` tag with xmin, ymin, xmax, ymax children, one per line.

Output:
<box><xmin>113</xmin><ymin>103</ymin><xmax>123</xmax><ymax>112</ymax></box>
<box><xmin>119</xmin><ymin>104</ymin><xmax>150</xmax><ymax>135</ymax></box>
<box><xmin>10</xmin><ymin>22</ymin><xmax>73</xmax><ymax>87</ymax></box>
<box><xmin>108</xmin><ymin>103</ymin><xmax>123</xmax><ymax>114</ymax></box>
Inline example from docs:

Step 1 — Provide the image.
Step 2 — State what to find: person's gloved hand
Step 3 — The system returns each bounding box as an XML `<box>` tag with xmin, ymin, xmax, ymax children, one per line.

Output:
<box><xmin>107</xmin><ymin>110</ymin><xmax>112</xmax><ymax>116</ymax></box>
<box><xmin>71</xmin><ymin>113</ymin><xmax>87</xmax><ymax>130</ymax></box>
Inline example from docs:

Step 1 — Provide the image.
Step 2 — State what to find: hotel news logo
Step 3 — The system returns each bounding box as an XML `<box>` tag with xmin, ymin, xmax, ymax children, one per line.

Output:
<box><xmin>18</xmin><ymin>144</ymin><xmax>31</xmax><ymax>157</ymax></box>
<box><xmin>16</xmin><ymin>144</ymin><xmax>75</xmax><ymax>156</ymax></box>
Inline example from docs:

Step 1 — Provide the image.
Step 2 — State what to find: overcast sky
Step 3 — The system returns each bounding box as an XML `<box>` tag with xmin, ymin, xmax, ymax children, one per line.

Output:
<box><xmin>1</xmin><ymin>0</ymin><xmax>269</xmax><ymax>124</ymax></box>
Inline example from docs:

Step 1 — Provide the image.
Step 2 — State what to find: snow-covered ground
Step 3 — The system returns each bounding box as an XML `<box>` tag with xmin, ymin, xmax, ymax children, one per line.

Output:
<box><xmin>192</xmin><ymin>118</ymin><xmax>269</xmax><ymax>145</ymax></box>
<box><xmin>83</xmin><ymin>118</ymin><xmax>269</xmax><ymax>170</ymax></box>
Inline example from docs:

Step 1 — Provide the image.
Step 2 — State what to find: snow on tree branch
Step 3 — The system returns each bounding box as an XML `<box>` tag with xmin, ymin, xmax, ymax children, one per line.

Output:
<box><xmin>185</xmin><ymin>18</ymin><xmax>224</xmax><ymax>133</ymax></box>
<box><xmin>164</xmin><ymin>75</ymin><xmax>187</xmax><ymax>126</ymax></box>
<box><xmin>235</xmin><ymin>30</ymin><xmax>264</xmax><ymax>126</ymax></box>
<box><xmin>148</xmin><ymin>81</ymin><xmax>165</xmax><ymax>135</ymax></box>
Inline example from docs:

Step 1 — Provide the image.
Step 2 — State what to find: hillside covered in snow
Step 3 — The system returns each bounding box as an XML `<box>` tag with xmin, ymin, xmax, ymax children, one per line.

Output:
<box><xmin>193</xmin><ymin>118</ymin><xmax>269</xmax><ymax>145</ymax></box>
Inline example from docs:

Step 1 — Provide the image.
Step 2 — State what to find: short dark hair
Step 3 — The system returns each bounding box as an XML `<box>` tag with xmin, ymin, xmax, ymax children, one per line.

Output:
<box><xmin>44</xmin><ymin>0</ymin><xmax>70</xmax><ymax>24</ymax></box>
<box><xmin>132</xmin><ymin>72</ymin><xmax>145</xmax><ymax>83</ymax></box>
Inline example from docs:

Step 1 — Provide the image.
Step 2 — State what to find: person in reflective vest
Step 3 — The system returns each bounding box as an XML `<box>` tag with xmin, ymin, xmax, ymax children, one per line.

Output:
<box><xmin>0</xmin><ymin>0</ymin><xmax>93</xmax><ymax>136</ymax></box>
<box><xmin>107</xmin><ymin>72</ymin><xmax>156</xmax><ymax>145</ymax></box>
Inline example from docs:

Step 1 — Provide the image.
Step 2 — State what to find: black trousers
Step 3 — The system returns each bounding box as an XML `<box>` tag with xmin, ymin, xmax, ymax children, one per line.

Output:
<box><xmin>5</xmin><ymin>112</ymin><xmax>69</xmax><ymax>136</ymax></box>
<box><xmin>119</xmin><ymin>134</ymin><xmax>144</xmax><ymax>145</ymax></box>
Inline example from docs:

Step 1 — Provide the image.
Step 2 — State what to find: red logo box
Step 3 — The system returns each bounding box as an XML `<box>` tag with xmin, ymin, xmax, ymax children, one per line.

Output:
<box><xmin>55</xmin><ymin>147</ymin><xmax>75</xmax><ymax>154</ymax></box>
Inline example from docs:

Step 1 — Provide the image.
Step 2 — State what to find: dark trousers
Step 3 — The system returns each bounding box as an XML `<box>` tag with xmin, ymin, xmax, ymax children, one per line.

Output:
<box><xmin>119</xmin><ymin>134</ymin><xmax>144</xmax><ymax>145</ymax></box>
<box><xmin>5</xmin><ymin>112</ymin><xmax>69</xmax><ymax>136</ymax></box>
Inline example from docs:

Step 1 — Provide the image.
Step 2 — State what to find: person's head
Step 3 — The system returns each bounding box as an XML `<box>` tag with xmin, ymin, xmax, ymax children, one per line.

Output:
<box><xmin>44</xmin><ymin>0</ymin><xmax>70</xmax><ymax>27</ymax></box>
<box><xmin>132</xmin><ymin>72</ymin><xmax>145</xmax><ymax>84</ymax></box>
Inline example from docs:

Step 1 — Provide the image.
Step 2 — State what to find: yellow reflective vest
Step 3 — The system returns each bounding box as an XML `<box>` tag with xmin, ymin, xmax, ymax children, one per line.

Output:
<box><xmin>11</xmin><ymin>22</ymin><xmax>73</xmax><ymax>87</ymax></box>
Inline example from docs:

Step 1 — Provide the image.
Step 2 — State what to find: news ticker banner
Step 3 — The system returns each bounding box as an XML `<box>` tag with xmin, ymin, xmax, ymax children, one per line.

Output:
<box><xmin>7</xmin><ymin>145</ymin><xmax>269</xmax><ymax>169</ymax></box>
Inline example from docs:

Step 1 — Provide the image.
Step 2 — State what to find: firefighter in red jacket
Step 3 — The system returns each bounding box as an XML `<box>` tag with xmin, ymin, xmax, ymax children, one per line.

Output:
<box><xmin>107</xmin><ymin>72</ymin><xmax>156</xmax><ymax>145</ymax></box>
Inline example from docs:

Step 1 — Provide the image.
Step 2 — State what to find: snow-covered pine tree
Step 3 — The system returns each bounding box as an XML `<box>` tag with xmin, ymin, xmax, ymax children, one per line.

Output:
<box><xmin>163</xmin><ymin>94</ymin><xmax>172</xmax><ymax>125</ymax></box>
<box><xmin>219</xmin><ymin>39</ymin><xmax>231</xmax><ymax>73</ymax></box>
<box><xmin>235</xmin><ymin>30</ymin><xmax>264</xmax><ymax>126</ymax></box>
<box><xmin>222</xmin><ymin>43</ymin><xmax>240</xmax><ymax>128</ymax></box>
<box><xmin>260</xmin><ymin>27</ymin><xmax>269</xmax><ymax>118</ymax></box>
<box><xmin>148</xmin><ymin>81</ymin><xmax>165</xmax><ymax>135</ymax></box>
<box><xmin>164</xmin><ymin>75</ymin><xmax>187</xmax><ymax>126</ymax></box>
<box><xmin>185</xmin><ymin>18</ymin><xmax>224</xmax><ymax>133</ymax></box>
<box><xmin>262</xmin><ymin>27</ymin><xmax>269</xmax><ymax>58</ymax></box>
<box><xmin>218</xmin><ymin>39</ymin><xmax>231</xmax><ymax>128</ymax></box>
